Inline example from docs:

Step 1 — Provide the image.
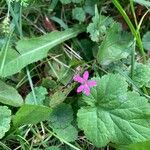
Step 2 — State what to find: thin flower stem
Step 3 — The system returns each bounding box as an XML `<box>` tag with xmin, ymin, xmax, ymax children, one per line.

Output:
<box><xmin>130</xmin><ymin>40</ymin><xmax>136</xmax><ymax>79</ymax></box>
<box><xmin>130</xmin><ymin>7</ymin><xmax>150</xmax><ymax>80</ymax></box>
<box><xmin>129</xmin><ymin>0</ymin><xmax>136</xmax><ymax>79</ymax></box>
<box><xmin>130</xmin><ymin>0</ymin><xmax>138</xmax><ymax>27</ymax></box>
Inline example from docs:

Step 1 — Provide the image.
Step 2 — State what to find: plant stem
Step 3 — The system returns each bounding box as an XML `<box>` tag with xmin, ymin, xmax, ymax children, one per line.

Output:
<box><xmin>112</xmin><ymin>0</ymin><xmax>146</xmax><ymax>63</ymax></box>
<box><xmin>0</xmin><ymin>141</ymin><xmax>11</xmax><ymax>150</ymax></box>
<box><xmin>130</xmin><ymin>0</ymin><xmax>138</xmax><ymax>27</ymax></box>
<box><xmin>26</xmin><ymin>68</ymin><xmax>37</xmax><ymax>104</ymax></box>
<box><xmin>130</xmin><ymin>40</ymin><xmax>136</xmax><ymax>79</ymax></box>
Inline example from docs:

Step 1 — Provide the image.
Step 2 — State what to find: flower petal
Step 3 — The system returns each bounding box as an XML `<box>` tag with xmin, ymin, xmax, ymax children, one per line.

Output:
<box><xmin>83</xmin><ymin>85</ymin><xmax>90</xmax><ymax>96</ymax></box>
<box><xmin>88</xmin><ymin>81</ymin><xmax>97</xmax><ymax>87</ymax></box>
<box><xmin>77</xmin><ymin>85</ymin><xmax>84</xmax><ymax>93</ymax></box>
<box><xmin>73</xmin><ymin>75</ymin><xmax>84</xmax><ymax>83</ymax></box>
<box><xmin>83</xmin><ymin>71</ymin><xmax>89</xmax><ymax>80</ymax></box>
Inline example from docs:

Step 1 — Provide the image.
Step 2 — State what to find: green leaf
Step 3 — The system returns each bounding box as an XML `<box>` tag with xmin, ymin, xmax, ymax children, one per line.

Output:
<box><xmin>0</xmin><ymin>80</ymin><xmax>23</xmax><ymax>107</ymax></box>
<box><xmin>60</xmin><ymin>0</ymin><xmax>71</xmax><ymax>4</ymax></box>
<box><xmin>87</xmin><ymin>7</ymin><xmax>115</xmax><ymax>42</ymax></box>
<box><xmin>132</xmin><ymin>63</ymin><xmax>150</xmax><ymax>88</ymax></box>
<box><xmin>25</xmin><ymin>86</ymin><xmax>48</xmax><ymax>105</ymax></box>
<box><xmin>13</xmin><ymin>104</ymin><xmax>52</xmax><ymax>127</ymax></box>
<box><xmin>0</xmin><ymin>106</ymin><xmax>11</xmax><ymax>139</ymax></box>
<box><xmin>49</xmin><ymin>103</ymin><xmax>73</xmax><ymax>128</ymax></box>
<box><xmin>49</xmin><ymin>103</ymin><xmax>77</xmax><ymax>142</ymax></box>
<box><xmin>133</xmin><ymin>0</ymin><xmax>150</xmax><ymax>7</ymax></box>
<box><xmin>72</xmin><ymin>0</ymin><xmax>84</xmax><ymax>3</ymax></box>
<box><xmin>77</xmin><ymin>74</ymin><xmax>150</xmax><ymax>147</ymax></box>
<box><xmin>116</xmin><ymin>141</ymin><xmax>150</xmax><ymax>150</ymax></box>
<box><xmin>0</xmin><ymin>26</ymin><xmax>84</xmax><ymax>77</ymax></box>
<box><xmin>97</xmin><ymin>25</ymin><xmax>132</xmax><ymax>65</ymax></box>
<box><xmin>84</xmin><ymin>0</ymin><xmax>98</xmax><ymax>16</ymax></box>
<box><xmin>54</xmin><ymin>125</ymin><xmax>78</xmax><ymax>142</ymax></box>
<box><xmin>72</xmin><ymin>7</ymin><xmax>86</xmax><ymax>22</ymax></box>
<box><xmin>42</xmin><ymin>78</ymin><xmax>57</xmax><ymax>89</ymax></box>
<box><xmin>142</xmin><ymin>31</ymin><xmax>150</xmax><ymax>51</ymax></box>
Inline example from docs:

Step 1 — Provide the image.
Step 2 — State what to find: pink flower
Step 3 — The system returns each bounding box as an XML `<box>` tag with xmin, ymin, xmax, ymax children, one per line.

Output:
<box><xmin>73</xmin><ymin>71</ymin><xmax>97</xmax><ymax>96</ymax></box>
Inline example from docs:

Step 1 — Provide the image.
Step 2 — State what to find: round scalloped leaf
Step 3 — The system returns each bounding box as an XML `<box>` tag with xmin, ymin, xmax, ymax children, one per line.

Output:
<box><xmin>54</xmin><ymin>125</ymin><xmax>78</xmax><ymax>142</ymax></box>
<box><xmin>0</xmin><ymin>106</ymin><xmax>11</xmax><ymax>139</ymax></box>
<box><xmin>132</xmin><ymin>63</ymin><xmax>150</xmax><ymax>88</ymax></box>
<box><xmin>49</xmin><ymin>103</ymin><xmax>73</xmax><ymax>129</ymax></box>
<box><xmin>97</xmin><ymin>27</ymin><xmax>132</xmax><ymax>65</ymax></box>
<box><xmin>77</xmin><ymin>74</ymin><xmax>150</xmax><ymax>147</ymax></box>
<box><xmin>72</xmin><ymin>7</ymin><xmax>86</xmax><ymax>22</ymax></box>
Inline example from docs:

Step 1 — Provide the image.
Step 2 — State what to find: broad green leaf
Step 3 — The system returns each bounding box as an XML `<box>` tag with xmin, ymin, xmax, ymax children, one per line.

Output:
<box><xmin>132</xmin><ymin>63</ymin><xmax>150</xmax><ymax>88</ymax></box>
<box><xmin>72</xmin><ymin>7</ymin><xmax>86</xmax><ymax>22</ymax></box>
<box><xmin>0</xmin><ymin>80</ymin><xmax>23</xmax><ymax>107</ymax></box>
<box><xmin>0</xmin><ymin>26</ymin><xmax>84</xmax><ymax>77</ymax></box>
<box><xmin>13</xmin><ymin>104</ymin><xmax>52</xmax><ymax>127</ymax></box>
<box><xmin>97</xmin><ymin>25</ymin><xmax>132</xmax><ymax>65</ymax></box>
<box><xmin>42</xmin><ymin>78</ymin><xmax>57</xmax><ymax>89</ymax></box>
<box><xmin>116</xmin><ymin>141</ymin><xmax>150</xmax><ymax>150</ymax></box>
<box><xmin>49</xmin><ymin>103</ymin><xmax>73</xmax><ymax>128</ymax></box>
<box><xmin>54</xmin><ymin>125</ymin><xmax>78</xmax><ymax>142</ymax></box>
<box><xmin>134</xmin><ymin>0</ymin><xmax>150</xmax><ymax>7</ymax></box>
<box><xmin>49</xmin><ymin>103</ymin><xmax>77</xmax><ymax>142</ymax></box>
<box><xmin>77</xmin><ymin>74</ymin><xmax>150</xmax><ymax>147</ymax></box>
<box><xmin>87</xmin><ymin>7</ymin><xmax>115</xmax><ymax>42</ymax></box>
<box><xmin>25</xmin><ymin>86</ymin><xmax>48</xmax><ymax>105</ymax></box>
<box><xmin>0</xmin><ymin>106</ymin><xmax>11</xmax><ymax>139</ymax></box>
<box><xmin>142</xmin><ymin>31</ymin><xmax>150</xmax><ymax>51</ymax></box>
